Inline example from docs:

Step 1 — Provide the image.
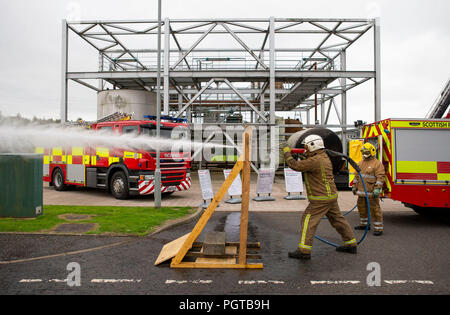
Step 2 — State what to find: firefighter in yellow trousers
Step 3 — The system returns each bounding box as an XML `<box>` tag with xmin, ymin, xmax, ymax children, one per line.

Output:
<box><xmin>352</xmin><ymin>143</ymin><xmax>385</xmax><ymax>236</ymax></box>
<box><xmin>283</xmin><ymin>135</ymin><xmax>357</xmax><ymax>260</ymax></box>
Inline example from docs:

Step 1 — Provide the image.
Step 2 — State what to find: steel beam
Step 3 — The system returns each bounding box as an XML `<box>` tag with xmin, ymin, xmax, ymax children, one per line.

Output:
<box><xmin>171</xmin><ymin>23</ymin><xmax>216</xmax><ymax>69</ymax></box>
<box><xmin>222</xmin><ymin>79</ymin><xmax>267</xmax><ymax>122</ymax></box>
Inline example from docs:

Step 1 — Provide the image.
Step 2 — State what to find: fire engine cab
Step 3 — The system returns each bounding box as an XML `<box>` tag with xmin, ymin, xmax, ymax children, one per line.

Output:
<box><xmin>36</xmin><ymin>116</ymin><xmax>192</xmax><ymax>199</ymax></box>
<box><xmin>349</xmin><ymin>118</ymin><xmax>450</xmax><ymax>214</ymax></box>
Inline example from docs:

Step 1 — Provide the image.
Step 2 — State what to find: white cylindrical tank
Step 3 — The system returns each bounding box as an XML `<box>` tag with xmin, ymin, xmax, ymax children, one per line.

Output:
<box><xmin>97</xmin><ymin>89</ymin><xmax>157</xmax><ymax>120</ymax></box>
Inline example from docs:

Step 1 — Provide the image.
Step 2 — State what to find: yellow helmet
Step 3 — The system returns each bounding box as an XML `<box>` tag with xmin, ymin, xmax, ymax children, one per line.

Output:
<box><xmin>361</xmin><ymin>142</ymin><xmax>376</xmax><ymax>157</ymax></box>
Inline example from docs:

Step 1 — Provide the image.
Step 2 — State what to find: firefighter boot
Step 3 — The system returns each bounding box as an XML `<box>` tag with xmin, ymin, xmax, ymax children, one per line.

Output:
<box><xmin>336</xmin><ymin>246</ymin><xmax>357</xmax><ymax>254</ymax></box>
<box><xmin>373</xmin><ymin>231</ymin><xmax>383</xmax><ymax>236</ymax></box>
<box><xmin>288</xmin><ymin>249</ymin><xmax>311</xmax><ymax>260</ymax></box>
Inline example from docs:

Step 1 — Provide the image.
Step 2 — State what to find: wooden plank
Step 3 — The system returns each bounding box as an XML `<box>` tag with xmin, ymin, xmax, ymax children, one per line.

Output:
<box><xmin>225</xmin><ymin>245</ymin><xmax>237</xmax><ymax>255</ymax></box>
<box><xmin>192</xmin><ymin>241</ymin><xmax>260</xmax><ymax>248</ymax></box>
<box><xmin>195</xmin><ymin>257</ymin><xmax>236</xmax><ymax>264</ymax></box>
<box><xmin>171</xmin><ymin>262</ymin><xmax>264</xmax><ymax>269</ymax></box>
<box><xmin>171</xmin><ymin>160</ymin><xmax>244</xmax><ymax>265</ymax></box>
<box><xmin>239</xmin><ymin>131</ymin><xmax>251</xmax><ymax>265</ymax></box>
<box><xmin>154</xmin><ymin>233</ymin><xmax>190</xmax><ymax>266</ymax></box>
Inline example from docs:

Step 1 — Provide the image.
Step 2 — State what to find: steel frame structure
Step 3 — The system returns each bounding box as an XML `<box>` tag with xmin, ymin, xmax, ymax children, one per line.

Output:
<box><xmin>61</xmin><ymin>17</ymin><xmax>381</xmax><ymax>155</ymax></box>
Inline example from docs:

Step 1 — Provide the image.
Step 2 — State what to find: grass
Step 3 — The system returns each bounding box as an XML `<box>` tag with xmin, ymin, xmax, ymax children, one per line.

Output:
<box><xmin>0</xmin><ymin>205</ymin><xmax>194</xmax><ymax>236</ymax></box>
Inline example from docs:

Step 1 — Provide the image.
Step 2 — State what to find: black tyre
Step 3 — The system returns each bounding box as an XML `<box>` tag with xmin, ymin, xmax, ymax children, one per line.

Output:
<box><xmin>52</xmin><ymin>168</ymin><xmax>68</xmax><ymax>191</ymax></box>
<box><xmin>110</xmin><ymin>171</ymin><xmax>129</xmax><ymax>200</ymax></box>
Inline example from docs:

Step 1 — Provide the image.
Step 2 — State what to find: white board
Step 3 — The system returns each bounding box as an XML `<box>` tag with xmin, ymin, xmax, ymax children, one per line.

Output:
<box><xmin>223</xmin><ymin>169</ymin><xmax>242</xmax><ymax>197</ymax></box>
<box><xmin>256</xmin><ymin>168</ymin><xmax>275</xmax><ymax>194</ymax></box>
<box><xmin>284</xmin><ymin>168</ymin><xmax>304</xmax><ymax>193</ymax></box>
<box><xmin>198</xmin><ymin>170</ymin><xmax>214</xmax><ymax>200</ymax></box>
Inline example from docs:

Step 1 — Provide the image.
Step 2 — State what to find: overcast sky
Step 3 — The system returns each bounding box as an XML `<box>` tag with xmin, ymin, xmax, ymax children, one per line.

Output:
<box><xmin>0</xmin><ymin>0</ymin><xmax>448</xmax><ymax>124</ymax></box>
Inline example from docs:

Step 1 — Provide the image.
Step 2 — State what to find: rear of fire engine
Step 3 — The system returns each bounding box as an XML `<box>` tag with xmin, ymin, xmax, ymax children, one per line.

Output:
<box><xmin>37</xmin><ymin>117</ymin><xmax>192</xmax><ymax>199</ymax></box>
<box><xmin>351</xmin><ymin>119</ymin><xmax>449</xmax><ymax>214</ymax></box>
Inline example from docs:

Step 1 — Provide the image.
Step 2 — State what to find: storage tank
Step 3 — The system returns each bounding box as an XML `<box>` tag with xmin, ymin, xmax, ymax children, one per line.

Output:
<box><xmin>287</xmin><ymin>127</ymin><xmax>344</xmax><ymax>173</ymax></box>
<box><xmin>97</xmin><ymin>89</ymin><xmax>157</xmax><ymax>120</ymax></box>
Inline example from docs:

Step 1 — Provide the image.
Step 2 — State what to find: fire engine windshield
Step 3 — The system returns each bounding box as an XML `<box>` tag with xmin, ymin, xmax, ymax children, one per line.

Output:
<box><xmin>140</xmin><ymin>124</ymin><xmax>188</xmax><ymax>140</ymax></box>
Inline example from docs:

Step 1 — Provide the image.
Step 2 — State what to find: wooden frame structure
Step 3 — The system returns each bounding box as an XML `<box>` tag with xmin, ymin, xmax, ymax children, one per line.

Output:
<box><xmin>154</xmin><ymin>126</ymin><xmax>263</xmax><ymax>269</ymax></box>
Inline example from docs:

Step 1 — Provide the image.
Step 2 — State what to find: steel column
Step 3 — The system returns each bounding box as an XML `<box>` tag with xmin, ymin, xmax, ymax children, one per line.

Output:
<box><xmin>60</xmin><ymin>20</ymin><xmax>68</xmax><ymax>123</ymax></box>
<box><xmin>164</xmin><ymin>17</ymin><xmax>170</xmax><ymax>114</ymax></box>
<box><xmin>374</xmin><ymin>17</ymin><xmax>381</xmax><ymax>122</ymax></box>
<box><xmin>154</xmin><ymin>0</ymin><xmax>162</xmax><ymax>209</ymax></box>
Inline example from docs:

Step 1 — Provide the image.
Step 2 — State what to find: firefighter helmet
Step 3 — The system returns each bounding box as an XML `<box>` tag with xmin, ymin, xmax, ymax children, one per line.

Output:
<box><xmin>302</xmin><ymin>134</ymin><xmax>325</xmax><ymax>152</ymax></box>
<box><xmin>361</xmin><ymin>142</ymin><xmax>376</xmax><ymax>158</ymax></box>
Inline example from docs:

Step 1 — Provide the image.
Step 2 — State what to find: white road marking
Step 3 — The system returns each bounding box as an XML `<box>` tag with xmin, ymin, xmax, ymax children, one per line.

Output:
<box><xmin>48</xmin><ymin>279</ymin><xmax>67</xmax><ymax>283</ymax></box>
<box><xmin>165</xmin><ymin>280</ymin><xmax>213</xmax><ymax>284</ymax></box>
<box><xmin>91</xmin><ymin>279</ymin><xmax>142</xmax><ymax>283</ymax></box>
<box><xmin>384</xmin><ymin>280</ymin><xmax>434</xmax><ymax>285</ymax></box>
<box><xmin>310</xmin><ymin>280</ymin><xmax>360</xmax><ymax>285</ymax></box>
<box><xmin>238</xmin><ymin>280</ymin><xmax>285</xmax><ymax>284</ymax></box>
<box><xmin>19</xmin><ymin>279</ymin><xmax>43</xmax><ymax>283</ymax></box>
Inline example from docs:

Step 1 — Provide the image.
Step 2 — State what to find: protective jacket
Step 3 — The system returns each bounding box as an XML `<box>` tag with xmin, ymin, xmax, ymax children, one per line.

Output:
<box><xmin>353</xmin><ymin>156</ymin><xmax>385</xmax><ymax>196</ymax></box>
<box><xmin>284</xmin><ymin>148</ymin><xmax>356</xmax><ymax>253</ymax></box>
<box><xmin>284</xmin><ymin>149</ymin><xmax>338</xmax><ymax>201</ymax></box>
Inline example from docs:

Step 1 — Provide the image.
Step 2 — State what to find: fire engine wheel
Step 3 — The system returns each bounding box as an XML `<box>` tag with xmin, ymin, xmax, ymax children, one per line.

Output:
<box><xmin>52</xmin><ymin>168</ymin><xmax>68</xmax><ymax>191</ymax></box>
<box><xmin>110</xmin><ymin>171</ymin><xmax>129</xmax><ymax>200</ymax></box>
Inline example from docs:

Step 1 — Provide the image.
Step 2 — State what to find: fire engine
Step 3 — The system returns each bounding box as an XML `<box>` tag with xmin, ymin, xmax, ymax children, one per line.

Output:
<box><xmin>35</xmin><ymin>114</ymin><xmax>192</xmax><ymax>199</ymax></box>
<box><xmin>349</xmin><ymin>118</ymin><xmax>450</xmax><ymax>213</ymax></box>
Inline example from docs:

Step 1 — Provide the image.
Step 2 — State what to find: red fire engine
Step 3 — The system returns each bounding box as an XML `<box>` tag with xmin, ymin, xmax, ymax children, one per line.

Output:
<box><xmin>349</xmin><ymin>118</ymin><xmax>449</xmax><ymax>213</ymax></box>
<box><xmin>35</xmin><ymin>115</ymin><xmax>192</xmax><ymax>199</ymax></box>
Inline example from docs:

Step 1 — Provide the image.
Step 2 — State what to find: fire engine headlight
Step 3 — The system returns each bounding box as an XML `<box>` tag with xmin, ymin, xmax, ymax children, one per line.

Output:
<box><xmin>140</xmin><ymin>175</ymin><xmax>155</xmax><ymax>181</ymax></box>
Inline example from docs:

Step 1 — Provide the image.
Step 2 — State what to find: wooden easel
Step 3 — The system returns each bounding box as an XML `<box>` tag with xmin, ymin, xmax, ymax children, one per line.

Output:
<box><xmin>154</xmin><ymin>126</ymin><xmax>263</xmax><ymax>269</ymax></box>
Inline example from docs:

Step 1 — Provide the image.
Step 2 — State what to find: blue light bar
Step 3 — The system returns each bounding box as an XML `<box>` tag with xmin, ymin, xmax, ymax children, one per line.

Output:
<box><xmin>144</xmin><ymin>115</ymin><xmax>187</xmax><ymax>123</ymax></box>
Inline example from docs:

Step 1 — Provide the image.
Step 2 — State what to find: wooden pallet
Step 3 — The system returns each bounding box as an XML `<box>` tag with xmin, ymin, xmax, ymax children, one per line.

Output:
<box><xmin>154</xmin><ymin>127</ymin><xmax>263</xmax><ymax>269</ymax></box>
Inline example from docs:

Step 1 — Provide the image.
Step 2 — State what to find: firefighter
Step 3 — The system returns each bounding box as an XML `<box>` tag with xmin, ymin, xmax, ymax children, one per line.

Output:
<box><xmin>283</xmin><ymin>135</ymin><xmax>357</xmax><ymax>260</ymax></box>
<box><xmin>352</xmin><ymin>142</ymin><xmax>385</xmax><ymax>236</ymax></box>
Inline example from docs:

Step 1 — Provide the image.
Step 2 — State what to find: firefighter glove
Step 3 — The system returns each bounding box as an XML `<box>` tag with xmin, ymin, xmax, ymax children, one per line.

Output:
<box><xmin>373</xmin><ymin>187</ymin><xmax>381</xmax><ymax>198</ymax></box>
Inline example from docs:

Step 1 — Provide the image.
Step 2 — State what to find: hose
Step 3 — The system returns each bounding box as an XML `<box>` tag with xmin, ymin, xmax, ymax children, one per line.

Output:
<box><xmin>313</xmin><ymin>150</ymin><xmax>371</xmax><ymax>247</ymax></box>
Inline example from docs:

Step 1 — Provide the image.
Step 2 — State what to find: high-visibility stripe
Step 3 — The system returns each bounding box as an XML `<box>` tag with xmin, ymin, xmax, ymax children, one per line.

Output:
<box><xmin>378</xmin><ymin>123</ymin><xmax>391</xmax><ymax>153</ymax></box>
<box><xmin>96</xmin><ymin>147</ymin><xmax>109</xmax><ymax>158</ymax></box>
<box><xmin>300</xmin><ymin>214</ymin><xmax>311</xmax><ymax>250</ymax></box>
<box><xmin>361</xmin><ymin>174</ymin><xmax>377</xmax><ymax>179</ymax></box>
<box><xmin>124</xmin><ymin>151</ymin><xmax>135</xmax><ymax>159</ymax></box>
<box><xmin>52</xmin><ymin>147</ymin><xmax>62</xmax><ymax>156</ymax></box>
<box><xmin>437</xmin><ymin>174</ymin><xmax>450</xmax><ymax>181</ymax></box>
<box><xmin>109</xmin><ymin>157</ymin><xmax>120</xmax><ymax>165</ymax></box>
<box><xmin>304</xmin><ymin>173</ymin><xmax>311</xmax><ymax>195</ymax></box>
<box><xmin>72</xmin><ymin>147</ymin><xmax>84</xmax><ymax>156</ymax></box>
<box><xmin>320</xmin><ymin>162</ymin><xmax>332</xmax><ymax>197</ymax></box>
<box><xmin>83</xmin><ymin>155</ymin><xmax>90</xmax><ymax>165</ymax></box>
<box><xmin>344</xmin><ymin>238</ymin><xmax>356</xmax><ymax>246</ymax></box>
<box><xmin>309</xmin><ymin>193</ymin><xmax>338</xmax><ymax>200</ymax></box>
<box><xmin>397</xmin><ymin>161</ymin><xmax>437</xmax><ymax>174</ymax></box>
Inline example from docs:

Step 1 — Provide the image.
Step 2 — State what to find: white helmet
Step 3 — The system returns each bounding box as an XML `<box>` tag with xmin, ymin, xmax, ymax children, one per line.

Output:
<box><xmin>302</xmin><ymin>134</ymin><xmax>325</xmax><ymax>152</ymax></box>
